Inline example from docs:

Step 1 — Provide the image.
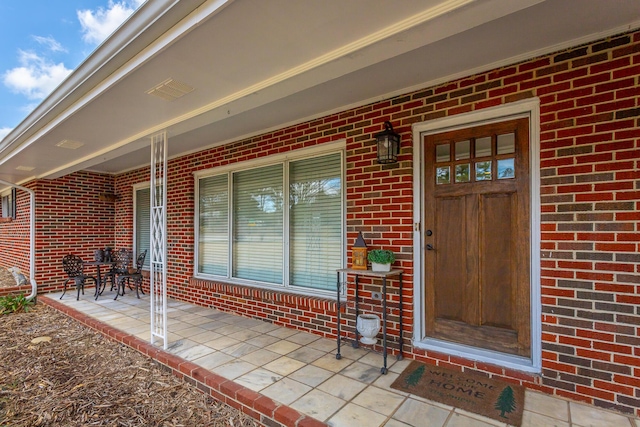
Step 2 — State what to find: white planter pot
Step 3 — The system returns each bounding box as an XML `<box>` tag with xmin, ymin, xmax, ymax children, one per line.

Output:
<box><xmin>371</xmin><ymin>262</ymin><xmax>391</xmax><ymax>272</ymax></box>
<box><xmin>356</xmin><ymin>313</ymin><xmax>381</xmax><ymax>345</ymax></box>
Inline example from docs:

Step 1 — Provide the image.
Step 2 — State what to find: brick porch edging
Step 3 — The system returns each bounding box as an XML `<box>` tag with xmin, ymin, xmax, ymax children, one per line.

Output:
<box><xmin>40</xmin><ymin>296</ymin><xmax>327</xmax><ymax>427</ymax></box>
<box><xmin>0</xmin><ymin>284</ymin><xmax>32</xmax><ymax>297</ymax></box>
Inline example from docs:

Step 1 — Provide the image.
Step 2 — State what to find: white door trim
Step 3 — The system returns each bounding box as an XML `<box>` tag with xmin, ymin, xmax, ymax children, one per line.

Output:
<box><xmin>411</xmin><ymin>98</ymin><xmax>541</xmax><ymax>373</ymax></box>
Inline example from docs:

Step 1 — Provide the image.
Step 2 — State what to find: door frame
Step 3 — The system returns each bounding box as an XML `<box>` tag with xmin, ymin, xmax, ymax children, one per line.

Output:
<box><xmin>411</xmin><ymin>98</ymin><xmax>541</xmax><ymax>372</ymax></box>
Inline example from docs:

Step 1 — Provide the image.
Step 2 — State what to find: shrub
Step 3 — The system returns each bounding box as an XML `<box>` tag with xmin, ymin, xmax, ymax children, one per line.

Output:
<box><xmin>367</xmin><ymin>249</ymin><xmax>395</xmax><ymax>264</ymax></box>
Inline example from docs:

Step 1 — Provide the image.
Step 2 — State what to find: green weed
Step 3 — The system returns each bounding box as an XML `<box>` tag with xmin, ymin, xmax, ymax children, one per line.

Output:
<box><xmin>0</xmin><ymin>294</ymin><xmax>34</xmax><ymax>315</ymax></box>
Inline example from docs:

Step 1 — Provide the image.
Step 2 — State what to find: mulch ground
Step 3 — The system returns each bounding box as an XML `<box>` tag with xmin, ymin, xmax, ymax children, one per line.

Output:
<box><xmin>0</xmin><ymin>268</ymin><xmax>20</xmax><ymax>289</ymax></box>
<box><xmin>0</xmin><ymin>301</ymin><xmax>260</xmax><ymax>426</ymax></box>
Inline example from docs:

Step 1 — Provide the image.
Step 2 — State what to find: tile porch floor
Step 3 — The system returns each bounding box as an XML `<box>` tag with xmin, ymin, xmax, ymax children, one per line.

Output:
<box><xmin>47</xmin><ymin>291</ymin><xmax>639</xmax><ymax>427</ymax></box>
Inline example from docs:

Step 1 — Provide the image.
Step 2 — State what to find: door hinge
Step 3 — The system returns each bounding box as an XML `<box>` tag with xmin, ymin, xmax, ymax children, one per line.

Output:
<box><xmin>414</xmin><ymin>222</ymin><xmax>420</xmax><ymax>232</ymax></box>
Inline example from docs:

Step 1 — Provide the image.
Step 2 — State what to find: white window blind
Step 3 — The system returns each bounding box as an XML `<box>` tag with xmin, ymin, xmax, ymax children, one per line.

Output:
<box><xmin>232</xmin><ymin>164</ymin><xmax>283</xmax><ymax>284</ymax></box>
<box><xmin>1</xmin><ymin>195</ymin><xmax>10</xmax><ymax>218</ymax></box>
<box><xmin>135</xmin><ymin>187</ymin><xmax>151</xmax><ymax>269</ymax></box>
<box><xmin>198</xmin><ymin>174</ymin><xmax>229</xmax><ymax>276</ymax></box>
<box><xmin>289</xmin><ymin>153</ymin><xmax>342</xmax><ymax>291</ymax></box>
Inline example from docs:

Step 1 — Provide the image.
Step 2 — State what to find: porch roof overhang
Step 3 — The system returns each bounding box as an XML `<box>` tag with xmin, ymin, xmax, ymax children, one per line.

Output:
<box><xmin>1</xmin><ymin>0</ymin><xmax>639</xmax><ymax>184</ymax></box>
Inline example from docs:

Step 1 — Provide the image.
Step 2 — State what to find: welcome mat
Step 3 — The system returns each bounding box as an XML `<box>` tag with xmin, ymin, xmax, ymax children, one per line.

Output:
<box><xmin>391</xmin><ymin>361</ymin><xmax>524</xmax><ymax>426</ymax></box>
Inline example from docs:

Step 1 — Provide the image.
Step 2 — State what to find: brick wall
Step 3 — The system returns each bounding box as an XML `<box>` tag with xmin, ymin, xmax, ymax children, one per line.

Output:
<box><xmin>0</xmin><ymin>186</ymin><xmax>33</xmax><ymax>274</ymax></box>
<box><xmin>110</xmin><ymin>28</ymin><xmax>640</xmax><ymax>415</ymax></box>
<box><xmin>0</xmin><ymin>283</ymin><xmax>32</xmax><ymax>298</ymax></box>
<box><xmin>3</xmin><ymin>28</ymin><xmax>636</xmax><ymax>415</ymax></box>
<box><xmin>36</xmin><ymin>172</ymin><xmax>116</xmax><ymax>293</ymax></box>
<box><xmin>0</xmin><ymin>172</ymin><xmax>116</xmax><ymax>293</ymax></box>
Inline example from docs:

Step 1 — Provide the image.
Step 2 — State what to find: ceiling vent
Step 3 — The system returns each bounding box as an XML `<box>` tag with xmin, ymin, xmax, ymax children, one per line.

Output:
<box><xmin>55</xmin><ymin>139</ymin><xmax>84</xmax><ymax>149</ymax></box>
<box><xmin>146</xmin><ymin>78</ymin><xmax>194</xmax><ymax>101</ymax></box>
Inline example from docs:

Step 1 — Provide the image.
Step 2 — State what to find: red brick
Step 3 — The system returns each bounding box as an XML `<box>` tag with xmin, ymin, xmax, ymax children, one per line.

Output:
<box><xmin>236</xmin><ymin>387</ymin><xmax>261</xmax><ymax>408</ymax></box>
<box><xmin>297</xmin><ymin>416</ymin><xmax>328</xmax><ymax>427</ymax></box>
<box><xmin>274</xmin><ymin>405</ymin><xmax>303</xmax><ymax>426</ymax></box>
<box><xmin>613</xmin><ymin>354</ymin><xmax>640</xmax><ymax>367</ymax></box>
<box><xmin>576</xmin><ymin>385</ymin><xmax>615</xmax><ymax>401</ymax></box>
<box><xmin>593</xmin><ymin>342</ymin><xmax>633</xmax><ymax>355</ymax></box>
<box><xmin>544</xmin><ymin>361</ymin><xmax>577</xmax><ymax>374</ymax></box>
<box><xmin>614</xmin><ymin>374</ymin><xmax>640</xmax><ymax>388</ymax></box>
<box><xmin>219</xmin><ymin>380</ymin><xmax>243</xmax><ymax>399</ymax></box>
<box><xmin>253</xmin><ymin>396</ymin><xmax>278</xmax><ymax>418</ymax></box>
<box><xmin>577</xmin><ymin>349</ymin><xmax>612</xmax><ymax>362</ymax></box>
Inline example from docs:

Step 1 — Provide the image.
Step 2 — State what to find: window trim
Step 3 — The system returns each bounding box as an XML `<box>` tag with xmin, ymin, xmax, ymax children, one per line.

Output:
<box><xmin>1</xmin><ymin>188</ymin><xmax>16</xmax><ymax>220</ymax></box>
<box><xmin>133</xmin><ymin>182</ymin><xmax>151</xmax><ymax>271</ymax></box>
<box><xmin>194</xmin><ymin>140</ymin><xmax>346</xmax><ymax>298</ymax></box>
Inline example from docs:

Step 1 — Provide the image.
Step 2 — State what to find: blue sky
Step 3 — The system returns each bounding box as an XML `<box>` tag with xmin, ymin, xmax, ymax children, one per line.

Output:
<box><xmin>0</xmin><ymin>0</ymin><xmax>145</xmax><ymax>140</ymax></box>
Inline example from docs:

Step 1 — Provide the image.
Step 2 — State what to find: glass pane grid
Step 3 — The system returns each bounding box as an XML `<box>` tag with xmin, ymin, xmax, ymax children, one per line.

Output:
<box><xmin>434</xmin><ymin>133</ymin><xmax>517</xmax><ymax>185</ymax></box>
<box><xmin>498</xmin><ymin>158</ymin><xmax>516</xmax><ymax>179</ymax></box>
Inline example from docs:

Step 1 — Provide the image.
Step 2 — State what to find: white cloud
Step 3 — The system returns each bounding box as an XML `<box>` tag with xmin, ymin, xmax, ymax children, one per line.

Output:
<box><xmin>2</xmin><ymin>50</ymin><xmax>72</xmax><ymax>100</ymax></box>
<box><xmin>78</xmin><ymin>0</ymin><xmax>146</xmax><ymax>45</ymax></box>
<box><xmin>0</xmin><ymin>127</ymin><xmax>12</xmax><ymax>141</ymax></box>
<box><xmin>0</xmin><ymin>0</ymin><xmax>143</xmax><ymax>124</ymax></box>
<box><xmin>32</xmin><ymin>36</ymin><xmax>67</xmax><ymax>53</ymax></box>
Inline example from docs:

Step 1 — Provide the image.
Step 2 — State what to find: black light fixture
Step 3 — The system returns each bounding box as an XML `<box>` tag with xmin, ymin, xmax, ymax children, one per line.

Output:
<box><xmin>375</xmin><ymin>121</ymin><xmax>400</xmax><ymax>164</ymax></box>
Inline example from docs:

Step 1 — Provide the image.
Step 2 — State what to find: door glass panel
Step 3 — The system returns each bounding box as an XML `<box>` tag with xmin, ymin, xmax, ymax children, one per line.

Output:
<box><xmin>475</xmin><ymin>137</ymin><xmax>492</xmax><ymax>158</ymax></box>
<box><xmin>455</xmin><ymin>140</ymin><xmax>470</xmax><ymax>160</ymax></box>
<box><xmin>498</xmin><ymin>158</ymin><xmax>515</xmax><ymax>179</ymax></box>
<box><xmin>436</xmin><ymin>166</ymin><xmax>450</xmax><ymax>185</ymax></box>
<box><xmin>455</xmin><ymin>164</ymin><xmax>470</xmax><ymax>182</ymax></box>
<box><xmin>497</xmin><ymin>133</ymin><xmax>515</xmax><ymax>154</ymax></box>
<box><xmin>475</xmin><ymin>161</ymin><xmax>492</xmax><ymax>181</ymax></box>
<box><xmin>436</xmin><ymin>144</ymin><xmax>450</xmax><ymax>162</ymax></box>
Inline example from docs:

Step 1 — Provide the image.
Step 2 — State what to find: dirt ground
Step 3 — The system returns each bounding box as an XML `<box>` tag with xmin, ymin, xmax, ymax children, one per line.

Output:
<box><xmin>0</xmin><ymin>289</ymin><xmax>260</xmax><ymax>426</ymax></box>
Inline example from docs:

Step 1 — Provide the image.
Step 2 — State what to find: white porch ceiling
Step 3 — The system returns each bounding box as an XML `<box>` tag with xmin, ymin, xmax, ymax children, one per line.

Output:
<box><xmin>1</xmin><ymin>0</ymin><xmax>639</xmax><ymax>183</ymax></box>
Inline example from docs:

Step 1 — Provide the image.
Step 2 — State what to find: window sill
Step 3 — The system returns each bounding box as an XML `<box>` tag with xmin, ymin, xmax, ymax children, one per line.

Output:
<box><xmin>0</xmin><ymin>217</ymin><xmax>13</xmax><ymax>224</ymax></box>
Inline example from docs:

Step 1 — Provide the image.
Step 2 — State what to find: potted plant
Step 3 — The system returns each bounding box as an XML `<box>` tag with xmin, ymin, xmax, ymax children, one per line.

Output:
<box><xmin>368</xmin><ymin>249</ymin><xmax>395</xmax><ymax>272</ymax></box>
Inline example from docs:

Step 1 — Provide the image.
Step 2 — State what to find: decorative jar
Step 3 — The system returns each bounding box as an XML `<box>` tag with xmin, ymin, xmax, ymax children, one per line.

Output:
<box><xmin>356</xmin><ymin>313</ymin><xmax>381</xmax><ymax>345</ymax></box>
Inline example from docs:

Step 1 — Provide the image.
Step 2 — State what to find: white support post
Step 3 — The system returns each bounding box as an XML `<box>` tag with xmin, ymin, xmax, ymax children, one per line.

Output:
<box><xmin>150</xmin><ymin>131</ymin><xmax>168</xmax><ymax>349</ymax></box>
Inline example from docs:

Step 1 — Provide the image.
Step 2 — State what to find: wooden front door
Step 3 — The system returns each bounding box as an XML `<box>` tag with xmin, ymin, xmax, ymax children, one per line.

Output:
<box><xmin>424</xmin><ymin>118</ymin><xmax>530</xmax><ymax>357</ymax></box>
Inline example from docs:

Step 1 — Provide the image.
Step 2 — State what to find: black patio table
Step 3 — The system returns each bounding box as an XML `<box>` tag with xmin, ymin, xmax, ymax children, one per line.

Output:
<box><xmin>84</xmin><ymin>260</ymin><xmax>115</xmax><ymax>299</ymax></box>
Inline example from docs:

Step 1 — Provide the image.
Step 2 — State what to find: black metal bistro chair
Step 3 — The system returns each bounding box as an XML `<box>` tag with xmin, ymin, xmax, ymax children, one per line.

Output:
<box><xmin>107</xmin><ymin>248</ymin><xmax>132</xmax><ymax>293</ymax></box>
<box><xmin>114</xmin><ymin>250</ymin><xmax>147</xmax><ymax>300</ymax></box>
<box><xmin>61</xmin><ymin>255</ymin><xmax>97</xmax><ymax>301</ymax></box>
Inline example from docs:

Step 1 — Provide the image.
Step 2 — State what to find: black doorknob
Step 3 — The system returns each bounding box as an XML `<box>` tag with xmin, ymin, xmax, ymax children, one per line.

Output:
<box><xmin>426</xmin><ymin>244</ymin><xmax>434</xmax><ymax>250</ymax></box>
<box><xmin>426</xmin><ymin>230</ymin><xmax>433</xmax><ymax>236</ymax></box>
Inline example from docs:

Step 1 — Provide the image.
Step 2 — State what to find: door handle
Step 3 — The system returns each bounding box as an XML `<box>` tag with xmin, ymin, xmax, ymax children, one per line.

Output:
<box><xmin>426</xmin><ymin>244</ymin><xmax>434</xmax><ymax>250</ymax></box>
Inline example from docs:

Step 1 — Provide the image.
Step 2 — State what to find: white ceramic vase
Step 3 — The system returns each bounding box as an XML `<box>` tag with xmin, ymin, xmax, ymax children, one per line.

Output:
<box><xmin>356</xmin><ymin>313</ymin><xmax>381</xmax><ymax>345</ymax></box>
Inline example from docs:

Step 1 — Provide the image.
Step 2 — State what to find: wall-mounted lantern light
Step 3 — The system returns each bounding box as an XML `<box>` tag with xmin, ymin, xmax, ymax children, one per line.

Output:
<box><xmin>375</xmin><ymin>121</ymin><xmax>400</xmax><ymax>164</ymax></box>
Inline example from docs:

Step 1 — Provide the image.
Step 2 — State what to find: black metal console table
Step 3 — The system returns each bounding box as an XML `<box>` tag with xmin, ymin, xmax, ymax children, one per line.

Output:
<box><xmin>335</xmin><ymin>268</ymin><xmax>403</xmax><ymax>374</ymax></box>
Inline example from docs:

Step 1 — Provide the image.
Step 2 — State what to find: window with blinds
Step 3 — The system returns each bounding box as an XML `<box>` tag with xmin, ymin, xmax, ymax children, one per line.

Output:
<box><xmin>233</xmin><ymin>164</ymin><xmax>283</xmax><ymax>283</ymax></box>
<box><xmin>198</xmin><ymin>175</ymin><xmax>229</xmax><ymax>276</ymax></box>
<box><xmin>289</xmin><ymin>153</ymin><xmax>342</xmax><ymax>291</ymax></box>
<box><xmin>195</xmin><ymin>150</ymin><xmax>343</xmax><ymax>294</ymax></box>
<box><xmin>135</xmin><ymin>187</ymin><xmax>151</xmax><ymax>269</ymax></box>
<box><xmin>1</xmin><ymin>188</ymin><xmax>16</xmax><ymax>219</ymax></box>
